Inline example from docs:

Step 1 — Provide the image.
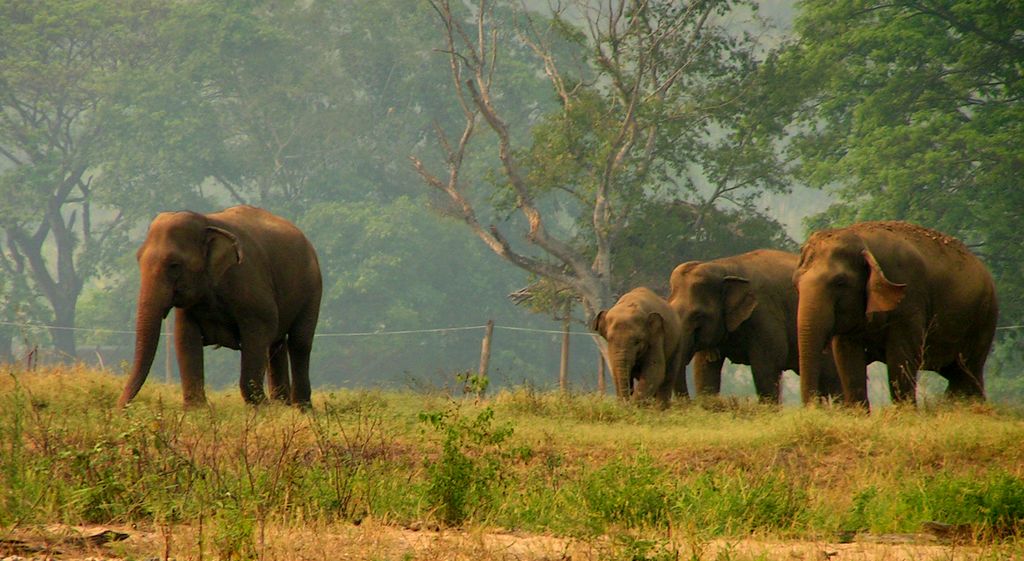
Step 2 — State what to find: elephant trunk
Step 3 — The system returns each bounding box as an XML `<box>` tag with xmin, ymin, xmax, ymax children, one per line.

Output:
<box><xmin>118</xmin><ymin>279</ymin><xmax>172</xmax><ymax>408</ymax></box>
<box><xmin>609</xmin><ymin>349</ymin><xmax>634</xmax><ymax>401</ymax></box>
<box><xmin>796</xmin><ymin>286</ymin><xmax>834</xmax><ymax>405</ymax></box>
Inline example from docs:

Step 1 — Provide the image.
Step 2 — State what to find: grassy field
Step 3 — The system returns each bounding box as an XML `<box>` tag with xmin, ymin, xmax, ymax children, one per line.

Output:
<box><xmin>2</xmin><ymin>366</ymin><xmax>1024</xmax><ymax>560</ymax></box>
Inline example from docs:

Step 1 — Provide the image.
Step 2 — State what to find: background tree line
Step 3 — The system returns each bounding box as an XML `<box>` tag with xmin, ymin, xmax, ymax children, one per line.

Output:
<box><xmin>0</xmin><ymin>0</ymin><xmax>1020</xmax><ymax>398</ymax></box>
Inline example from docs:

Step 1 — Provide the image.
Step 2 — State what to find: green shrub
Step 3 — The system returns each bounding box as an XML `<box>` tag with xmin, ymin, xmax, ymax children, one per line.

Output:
<box><xmin>419</xmin><ymin>405</ymin><xmax>517</xmax><ymax>525</ymax></box>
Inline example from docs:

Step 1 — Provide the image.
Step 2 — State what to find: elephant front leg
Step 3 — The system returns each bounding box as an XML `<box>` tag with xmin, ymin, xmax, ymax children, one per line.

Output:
<box><xmin>174</xmin><ymin>310</ymin><xmax>207</xmax><ymax>407</ymax></box>
<box><xmin>692</xmin><ymin>351</ymin><xmax>724</xmax><ymax>396</ymax></box>
<box><xmin>749</xmin><ymin>348</ymin><xmax>783</xmax><ymax>403</ymax></box>
<box><xmin>832</xmin><ymin>336</ymin><xmax>868</xmax><ymax>407</ymax></box>
<box><xmin>238</xmin><ymin>331</ymin><xmax>272</xmax><ymax>405</ymax></box>
<box><xmin>667</xmin><ymin>347</ymin><xmax>689</xmax><ymax>401</ymax></box>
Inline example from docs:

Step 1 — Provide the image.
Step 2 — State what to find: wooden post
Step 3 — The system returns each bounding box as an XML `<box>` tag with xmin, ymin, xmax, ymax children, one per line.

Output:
<box><xmin>597</xmin><ymin>353</ymin><xmax>606</xmax><ymax>395</ymax></box>
<box><xmin>559</xmin><ymin>315</ymin><xmax>570</xmax><ymax>393</ymax></box>
<box><xmin>477</xmin><ymin>320</ymin><xmax>493</xmax><ymax>396</ymax></box>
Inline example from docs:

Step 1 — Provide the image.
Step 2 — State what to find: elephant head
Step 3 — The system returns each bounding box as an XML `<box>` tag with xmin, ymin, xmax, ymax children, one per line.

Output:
<box><xmin>592</xmin><ymin>290</ymin><xmax>673</xmax><ymax>403</ymax></box>
<box><xmin>792</xmin><ymin>230</ymin><xmax>906</xmax><ymax>402</ymax></box>
<box><xmin>668</xmin><ymin>262</ymin><xmax>757</xmax><ymax>373</ymax></box>
<box><xmin>117</xmin><ymin>212</ymin><xmax>242</xmax><ymax>407</ymax></box>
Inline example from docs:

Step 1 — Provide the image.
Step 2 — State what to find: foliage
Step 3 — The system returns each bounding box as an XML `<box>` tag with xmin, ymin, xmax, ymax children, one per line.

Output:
<box><xmin>414</xmin><ymin>0</ymin><xmax>796</xmax><ymax>319</ymax></box>
<box><xmin>418</xmin><ymin>404</ymin><xmax>518</xmax><ymax>525</ymax></box>
<box><xmin>781</xmin><ymin>0</ymin><xmax>1024</xmax><ymax>328</ymax></box>
<box><xmin>0</xmin><ymin>0</ymin><xmax>171</xmax><ymax>355</ymax></box>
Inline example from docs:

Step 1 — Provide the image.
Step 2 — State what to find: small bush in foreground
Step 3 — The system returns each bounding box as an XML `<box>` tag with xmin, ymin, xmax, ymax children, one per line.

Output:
<box><xmin>419</xmin><ymin>404</ymin><xmax>519</xmax><ymax>526</ymax></box>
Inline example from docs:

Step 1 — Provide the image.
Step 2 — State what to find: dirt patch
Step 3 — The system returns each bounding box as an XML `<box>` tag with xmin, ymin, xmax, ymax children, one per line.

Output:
<box><xmin>0</xmin><ymin>522</ymin><xmax>1012</xmax><ymax>561</ymax></box>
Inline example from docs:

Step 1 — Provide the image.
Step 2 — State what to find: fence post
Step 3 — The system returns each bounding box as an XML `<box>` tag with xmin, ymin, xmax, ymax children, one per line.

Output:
<box><xmin>477</xmin><ymin>320</ymin><xmax>493</xmax><ymax>396</ymax></box>
<box><xmin>559</xmin><ymin>315</ymin><xmax>570</xmax><ymax>393</ymax></box>
<box><xmin>597</xmin><ymin>353</ymin><xmax>606</xmax><ymax>395</ymax></box>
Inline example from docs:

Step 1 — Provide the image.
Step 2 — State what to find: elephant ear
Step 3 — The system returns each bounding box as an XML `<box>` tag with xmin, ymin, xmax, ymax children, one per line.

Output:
<box><xmin>862</xmin><ymin>248</ymin><xmax>906</xmax><ymax>314</ymax></box>
<box><xmin>206</xmin><ymin>226</ymin><xmax>243</xmax><ymax>284</ymax></box>
<box><xmin>591</xmin><ymin>310</ymin><xmax>608</xmax><ymax>337</ymax></box>
<box><xmin>646</xmin><ymin>312</ymin><xmax>664</xmax><ymax>334</ymax></box>
<box><xmin>723</xmin><ymin>276</ymin><xmax>757</xmax><ymax>332</ymax></box>
<box><xmin>646</xmin><ymin>312</ymin><xmax>666</xmax><ymax>353</ymax></box>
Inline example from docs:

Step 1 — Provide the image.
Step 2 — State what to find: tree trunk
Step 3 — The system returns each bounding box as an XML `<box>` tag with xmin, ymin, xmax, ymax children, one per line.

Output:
<box><xmin>50</xmin><ymin>297</ymin><xmax>77</xmax><ymax>362</ymax></box>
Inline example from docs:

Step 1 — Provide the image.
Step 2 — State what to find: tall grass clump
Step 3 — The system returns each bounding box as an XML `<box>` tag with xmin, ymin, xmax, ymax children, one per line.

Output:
<box><xmin>673</xmin><ymin>469</ymin><xmax>809</xmax><ymax>536</ymax></box>
<box><xmin>0</xmin><ymin>374</ymin><xmax>32</xmax><ymax>525</ymax></box>
<box><xmin>580</xmin><ymin>451</ymin><xmax>673</xmax><ymax>532</ymax></box>
<box><xmin>845</xmin><ymin>471</ymin><xmax>1024</xmax><ymax>539</ymax></box>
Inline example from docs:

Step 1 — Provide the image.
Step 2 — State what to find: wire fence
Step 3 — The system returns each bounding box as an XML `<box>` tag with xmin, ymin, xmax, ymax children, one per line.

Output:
<box><xmin>3</xmin><ymin>318</ymin><xmax>1022</xmax><ymax>400</ymax></box>
<box><xmin>0</xmin><ymin>318</ymin><xmax>608</xmax><ymax>394</ymax></box>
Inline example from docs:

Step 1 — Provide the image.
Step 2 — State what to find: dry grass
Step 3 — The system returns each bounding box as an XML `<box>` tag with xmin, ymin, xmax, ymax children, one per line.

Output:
<box><xmin>2</xmin><ymin>366</ymin><xmax>1024</xmax><ymax>560</ymax></box>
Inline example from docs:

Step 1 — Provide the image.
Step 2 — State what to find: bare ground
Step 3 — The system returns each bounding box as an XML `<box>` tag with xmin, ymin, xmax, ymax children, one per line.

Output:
<box><xmin>2</xmin><ymin>522</ymin><xmax>1017</xmax><ymax>561</ymax></box>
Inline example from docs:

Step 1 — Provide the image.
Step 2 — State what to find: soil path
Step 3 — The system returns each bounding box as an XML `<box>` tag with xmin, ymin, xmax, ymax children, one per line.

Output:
<box><xmin>1</xmin><ymin>522</ymin><xmax>1007</xmax><ymax>561</ymax></box>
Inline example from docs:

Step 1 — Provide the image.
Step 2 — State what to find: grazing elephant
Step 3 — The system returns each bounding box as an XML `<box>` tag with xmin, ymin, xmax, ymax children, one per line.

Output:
<box><xmin>592</xmin><ymin>287</ymin><xmax>687</xmax><ymax>406</ymax></box>
<box><xmin>793</xmin><ymin>221</ymin><xmax>997</xmax><ymax>406</ymax></box>
<box><xmin>117</xmin><ymin>205</ymin><xmax>322</xmax><ymax>408</ymax></box>
<box><xmin>668</xmin><ymin>250</ymin><xmax>843</xmax><ymax>403</ymax></box>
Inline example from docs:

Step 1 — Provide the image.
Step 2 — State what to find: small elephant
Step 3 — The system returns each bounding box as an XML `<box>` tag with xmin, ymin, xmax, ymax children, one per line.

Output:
<box><xmin>668</xmin><ymin>250</ymin><xmax>843</xmax><ymax>403</ymax></box>
<box><xmin>592</xmin><ymin>287</ymin><xmax>687</xmax><ymax>406</ymax></box>
<box><xmin>118</xmin><ymin>205</ymin><xmax>323</xmax><ymax>408</ymax></box>
<box><xmin>793</xmin><ymin>221</ymin><xmax>998</xmax><ymax>406</ymax></box>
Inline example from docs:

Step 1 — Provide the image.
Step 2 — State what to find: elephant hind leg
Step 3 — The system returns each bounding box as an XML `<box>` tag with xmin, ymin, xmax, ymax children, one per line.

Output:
<box><xmin>885</xmin><ymin>331</ymin><xmax>924</xmax><ymax>405</ymax></box>
<box><xmin>940</xmin><ymin>357</ymin><xmax>985</xmax><ymax>399</ymax></box>
<box><xmin>944</xmin><ymin>312</ymin><xmax>995</xmax><ymax>400</ymax></box>
<box><xmin>286</xmin><ymin>310</ymin><xmax>318</xmax><ymax>407</ymax></box>
<box><xmin>267</xmin><ymin>341</ymin><xmax>291</xmax><ymax>402</ymax></box>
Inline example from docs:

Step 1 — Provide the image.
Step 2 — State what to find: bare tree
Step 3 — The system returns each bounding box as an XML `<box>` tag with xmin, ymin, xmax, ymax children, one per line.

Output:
<box><xmin>412</xmin><ymin>0</ymin><xmax>777</xmax><ymax>319</ymax></box>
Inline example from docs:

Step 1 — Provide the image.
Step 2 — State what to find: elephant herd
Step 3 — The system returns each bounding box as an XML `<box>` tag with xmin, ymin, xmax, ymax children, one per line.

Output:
<box><xmin>593</xmin><ymin>221</ymin><xmax>998</xmax><ymax>408</ymax></box>
<box><xmin>115</xmin><ymin>206</ymin><xmax>997</xmax><ymax>411</ymax></box>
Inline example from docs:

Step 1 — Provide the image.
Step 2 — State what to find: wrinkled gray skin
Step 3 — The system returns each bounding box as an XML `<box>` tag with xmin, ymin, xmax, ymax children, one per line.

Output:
<box><xmin>668</xmin><ymin>250</ymin><xmax>843</xmax><ymax>403</ymax></box>
<box><xmin>118</xmin><ymin>206</ymin><xmax>322</xmax><ymax>408</ymax></box>
<box><xmin>794</xmin><ymin>221</ymin><xmax>997</xmax><ymax>407</ymax></box>
<box><xmin>592</xmin><ymin>287</ymin><xmax>687</xmax><ymax>407</ymax></box>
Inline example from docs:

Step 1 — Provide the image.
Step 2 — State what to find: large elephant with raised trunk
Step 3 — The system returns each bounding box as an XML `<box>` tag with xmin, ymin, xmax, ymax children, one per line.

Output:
<box><xmin>793</xmin><ymin>221</ymin><xmax>997</xmax><ymax>407</ymax></box>
<box><xmin>118</xmin><ymin>205</ymin><xmax>322</xmax><ymax>408</ymax></box>
<box><xmin>592</xmin><ymin>287</ymin><xmax>687</xmax><ymax>406</ymax></box>
<box><xmin>668</xmin><ymin>250</ymin><xmax>842</xmax><ymax>402</ymax></box>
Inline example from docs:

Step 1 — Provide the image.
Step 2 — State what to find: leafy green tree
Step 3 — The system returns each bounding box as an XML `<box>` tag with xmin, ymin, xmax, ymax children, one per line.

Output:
<box><xmin>783</xmin><ymin>0</ymin><xmax>1024</xmax><ymax>323</ymax></box>
<box><xmin>413</xmin><ymin>0</ymin><xmax>794</xmax><ymax>321</ymax></box>
<box><xmin>0</xmin><ymin>0</ymin><xmax>169</xmax><ymax>358</ymax></box>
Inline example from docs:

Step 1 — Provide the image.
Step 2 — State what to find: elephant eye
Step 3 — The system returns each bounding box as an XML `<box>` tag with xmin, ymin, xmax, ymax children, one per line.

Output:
<box><xmin>166</xmin><ymin>262</ymin><xmax>183</xmax><ymax>277</ymax></box>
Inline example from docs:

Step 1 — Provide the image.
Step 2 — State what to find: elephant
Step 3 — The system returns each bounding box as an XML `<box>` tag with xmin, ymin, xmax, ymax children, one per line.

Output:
<box><xmin>793</xmin><ymin>221</ymin><xmax>998</xmax><ymax>407</ymax></box>
<box><xmin>592</xmin><ymin>287</ymin><xmax>687</xmax><ymax>406</ymax></box>
<box><xmin>668</xmin><ymin>250</ymin><xmax>843</xmax><ymax>403</ymax></box>
<box><xmin>117</xmin><ymin>205</ymin><xmax>323</xmax><ymax>408</ymax></box>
